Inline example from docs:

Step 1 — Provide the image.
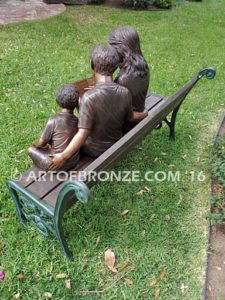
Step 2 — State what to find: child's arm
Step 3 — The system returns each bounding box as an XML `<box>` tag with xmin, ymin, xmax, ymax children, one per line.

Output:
<box><xmin>31</xmin><ymin>118</ymin><xmax>54</xmax><ymax>149</ymax></box>
<box><xmin>48</xmin><ymin>128</ymin><xmax>89</xmax><ymax>170</ymax></box>
<box><xmin>32</xmin><ymin>138</ymin><xmax>48</xmax><ymax>148</ymax></box>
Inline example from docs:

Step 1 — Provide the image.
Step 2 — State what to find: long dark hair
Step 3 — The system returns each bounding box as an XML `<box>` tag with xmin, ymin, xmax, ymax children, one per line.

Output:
<box><xmin>108</xmin><ymin>26</ymin><xmax>149</xmax><ymax>78</ymax></box>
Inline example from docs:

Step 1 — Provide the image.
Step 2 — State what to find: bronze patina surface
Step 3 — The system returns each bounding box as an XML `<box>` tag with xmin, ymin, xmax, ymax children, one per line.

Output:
<box><xmin>28</xmin><ymin>85</ymin><xmax>80</xmax><ymax>171</ymax></box>
<box><xmin>109</xmin><ymin>26</ymin><xmax>150</xmax><ymax>113</ymax></box>
<box><xmin>79</xmin><ymin>82</ymin><xmax>133</xmax><ymax>157</ymax></box>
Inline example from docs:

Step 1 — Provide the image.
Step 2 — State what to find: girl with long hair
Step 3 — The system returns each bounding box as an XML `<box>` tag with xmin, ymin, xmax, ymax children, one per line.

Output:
<box><xmin>109</xmin><ymin>26</ymin><xmax>150</xmax><ymax>113</ymax></box>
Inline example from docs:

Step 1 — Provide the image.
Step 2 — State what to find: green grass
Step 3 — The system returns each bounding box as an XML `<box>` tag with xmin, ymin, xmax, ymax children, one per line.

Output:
<box><xmin>0</xmin><ymin>0</ymin><xmax>225</xmax><ymax>299</ymax></box>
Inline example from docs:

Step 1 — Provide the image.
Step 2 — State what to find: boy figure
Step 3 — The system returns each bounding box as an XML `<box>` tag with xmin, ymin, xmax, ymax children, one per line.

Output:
<box><xmin>49</xmin><ymin>44</ymin><xmax>148</xmax><ymax>170</ymax></box>
<box><xmin>28</xmin><ymin>84</ymin><xmax>80</xmax><ymax>171</ymax></box>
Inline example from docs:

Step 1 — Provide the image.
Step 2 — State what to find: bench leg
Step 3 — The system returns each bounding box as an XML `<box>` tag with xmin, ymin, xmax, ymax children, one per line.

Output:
<box><xmin>7</xmin><ymin>182</ymin><xmax>27</xmax><ymax>225</ymax></box>
<box><xmin>164</xmin><ymin>103</ymin><xmax>183</xmax><ymax>141</ymax></box>
<box><xmin>54</xmin><ymin>215</ymin><xmax>74</xmax><ymax>261</ymax></box>
<box><xmin>54</xmin><ymin>181</ymin><xmax>91</xmax><ymax>261</ymax></box>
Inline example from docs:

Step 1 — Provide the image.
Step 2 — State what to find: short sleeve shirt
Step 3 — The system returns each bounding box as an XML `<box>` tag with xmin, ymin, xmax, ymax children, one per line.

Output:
<box><xmin>41</xmin><ymin>112</ymin><xmax>78</xmax><ymax>154</ymax></box>
<box><xmin>78</xmin><ymin>82</ymin><xmax>133</xmax><ymax>157</ymax></box>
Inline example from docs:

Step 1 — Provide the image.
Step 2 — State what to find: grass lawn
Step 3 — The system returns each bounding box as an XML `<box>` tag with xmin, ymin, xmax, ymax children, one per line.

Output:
<box><xmin>0</xmin><ymin>0</ymin><xmax>225</xmax><ymax>299</ymax></box>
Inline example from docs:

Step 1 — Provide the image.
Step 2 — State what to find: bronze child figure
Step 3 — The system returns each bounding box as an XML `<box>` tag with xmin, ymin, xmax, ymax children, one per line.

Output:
<box><xmin>108</xmin><ymin>26</ymin><xmax>150</xmax><ymax>113</ymax></box>
<box><xmin>49</xmin><ymin>44</ymin><xmax>148</xmax><ymax>170</ymax></box>
<box><xmin>28</xmin><ymin>84</ymin><xmax>80</xmax><ymax>171</ymax></box>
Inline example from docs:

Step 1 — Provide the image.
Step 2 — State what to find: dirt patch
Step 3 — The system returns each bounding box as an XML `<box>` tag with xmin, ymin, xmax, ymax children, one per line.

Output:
<box><xmin>205</xmin><ymin>114</ymin><xmax>225</xmax><ymax>300</ymax></box>
<box><xmin>0</xmin><ymin>0</ymin><xmax>65</xmax><ymax>25</ymax></box>
<box><xmin>205</xmin><ymin>223</ymin><xmax>225</xmax><ymax>300</ymax></box>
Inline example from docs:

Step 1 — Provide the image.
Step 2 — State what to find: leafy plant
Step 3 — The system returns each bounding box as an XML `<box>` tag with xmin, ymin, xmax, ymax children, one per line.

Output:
<box><xmin>88</xmin><ymin>0</ymin><xmax>105</xmax><ymax>4</ymax></box>
<box><xmin>206</xmin><ymin>194</ymin><xmax>225</xmax><ymax>224</ymax></box>
<box><xmin>153</xmin><ymin>0</ymin><xmax>175</xmax><ymax>9</ymax></box>
<box><xmin>122</xmin><ymin>0</ymin><xmax>150</xmax><ymax>9</ymax></box>
<box><xmin>122</xmin><ymin>0</ymin><xmax>175</xmax><ymax>9</ymax></box>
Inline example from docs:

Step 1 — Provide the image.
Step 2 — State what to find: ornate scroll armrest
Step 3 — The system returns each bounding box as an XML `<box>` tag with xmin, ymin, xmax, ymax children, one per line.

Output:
<box><xmin>197</xmin><ymin>67</ymin><xmax>216</xmax><ymax>80</ymax></box>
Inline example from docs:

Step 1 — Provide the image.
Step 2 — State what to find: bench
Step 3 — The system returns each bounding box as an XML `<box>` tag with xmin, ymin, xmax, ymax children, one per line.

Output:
<box><xmin>7</xmin><ymin>67</ymin><xmax>216</xmax><ymax>260</ymax></box>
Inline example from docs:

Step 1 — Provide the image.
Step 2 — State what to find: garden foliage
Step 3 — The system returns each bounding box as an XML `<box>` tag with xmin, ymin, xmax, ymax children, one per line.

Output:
<box><xmin>89</xmin><ymin>0</ymin><xmax>175</xmax><ymax>9</ymax></box>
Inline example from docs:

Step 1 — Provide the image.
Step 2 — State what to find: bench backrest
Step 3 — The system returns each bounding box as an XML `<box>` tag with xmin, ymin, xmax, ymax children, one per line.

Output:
<box><xmin>72</xmin><ymin>76</ymin><xmax>95</xmax><ymax>97</ymax></box>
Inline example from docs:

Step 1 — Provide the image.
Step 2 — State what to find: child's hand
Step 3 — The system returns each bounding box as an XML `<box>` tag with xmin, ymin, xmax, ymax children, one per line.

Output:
<box><xmin>32</xmin><ymin>139</ymin><xmax>40</xmax><ymax>148</ymax></box>
<box><xmin>48</xmin><ymin>153</ymin><xmax>66</xmax><ymax>171</ymax></box>
<box><xmin>32</xmin><ymin>138</ymin><xmax>49</xmax><ymax>150</ymax></box>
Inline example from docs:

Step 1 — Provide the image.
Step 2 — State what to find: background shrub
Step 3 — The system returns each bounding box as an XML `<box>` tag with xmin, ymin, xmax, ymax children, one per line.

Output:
<box><xmin>88</xmin><ymin>0</ymin><xmax>105</xmax><ymax>4</ymax></box>
<box><xmin>122</xmin><ymin>0</ymin><xmax>175</xmax><ymax>9</ymax></box>
<box><xmin>122</xmin><ymin>0</ymin><xmax>150</xmax><ymax>9</ymax></box>
<box><xmin>153</xmin><ymin>0</ymin><xmax>175</xmax><ymax>8</ymax></box>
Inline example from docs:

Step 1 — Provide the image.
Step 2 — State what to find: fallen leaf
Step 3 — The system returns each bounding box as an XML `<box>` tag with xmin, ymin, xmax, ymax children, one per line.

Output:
<box><xmin>48</xmin><ymin>262</ymin><xmax>53</xmax><ymax>273</ymax></box>
<box><xmin>104</xmin><ymin>249</ymin><xmax>117</xmax><ymax>273</ymax></box>
<box><xmin>1</xmin><ymin>217</ymin><xmax>10</xmax><ymax>222</ymax></box>
<box><xmin>137</xmin><ymin>186</ymin><xmax>151</xmax><ymax>196</ymax></box>
<box><xmin>120</xmin><ymin>210</ymin><xmax>129</xmax><ymax>217</ymax></box>
<box><xmin>182</xmin><ymin>154</ymin><xmax>187</xmax><ymax>160</ymax></box>
<box><xmin>155</xmin><ymin>288</ymin><xmax>160</xmax><ymax>299</ymax></box>
<box><xmin>149</xmin><ymin>214</ymin><xmax>156</xmax><ymax>221</ymax></box>
<box><xmin>124</xmin><ymin>277</ymin><xmax>133</xmax><ymax>285</ymax></box>
<box><xmin>149</xmin><ymin>277</ymin><xmax>157</xmax><ymax>288</ymax></box>
<box><xmin>56</xmin><ymin>273</ymin><xmax>68</xmax><ymax>279</ymax></box>
<box><xmin>144</xmin><ymin>186</ymin><xmax>151</xmax><ymax>192</ymax></box>
<box><xmin>17</xmin><ymin>274</ymin><xmax>25</xmax><ymax>281</ymax></box>
<box><xmin>10</xmin><ymin>293</ymin><xmax>20</xmax><ymax>300</ymax></box>
<box><xmin>43</xmin><ymin>292</ymin><xmax>52</xmax><ymax>298</ymax></box>
<box><xmin>66</xmin><ymin>279</ymin><xmax>71</xmax><ymax>289</ymax></box>
<box><xmin>180</xmin><ymin>283</ymin><xmax>188</xmax><ymax>294</ymax></box>
<box><xmin>164</xmin><ymin>215</ymin><xmax>171</xmax><ymax>221</ymax></box>
<box><xmin>160</xmin><ymin>272</ymin><xmax>166</xmax><ymax>280</ymax></box>
<box><xmin>96</xmin><ymin>236</ymin><xmax>100</xmax><ymax>247</ymax></box>
<box><xmin>141</xmin><ymin>230</ymin><xmax>146</xmax><ymax>236</ymax></box>
<box><xmin>128</xmin><ymin>264</ymin><xmax>136</xmax><ymax>271</ymax></box>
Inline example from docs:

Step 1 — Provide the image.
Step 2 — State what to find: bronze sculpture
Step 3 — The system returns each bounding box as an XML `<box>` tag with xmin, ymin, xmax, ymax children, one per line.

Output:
<box><xmin>49</xmin><ymin>44</ymin><xmax>148</xmax><ymax>170</ymax></box>
<box><xmin>28</xmin><ymin>84</ymin><xmax>80</xmax><ymax>171</ymax></box>
<box><xmin>108</xmin><ymin>26</ymin><xmax>150</xmax><ymax>113</ymax></box>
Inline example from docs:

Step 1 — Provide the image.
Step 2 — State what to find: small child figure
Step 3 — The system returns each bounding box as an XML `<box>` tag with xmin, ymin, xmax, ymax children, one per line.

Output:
<box><xmin>28</xmin><ymin>84</ymin><xmax>80</xmax><ymax>171</ymax></box>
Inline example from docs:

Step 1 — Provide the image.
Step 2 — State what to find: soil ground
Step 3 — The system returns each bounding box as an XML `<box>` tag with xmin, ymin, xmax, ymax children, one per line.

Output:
<box><xmin>205</xmin><ymin>117</ymin><xmax>225</xmax><ymax>300</ymax></box>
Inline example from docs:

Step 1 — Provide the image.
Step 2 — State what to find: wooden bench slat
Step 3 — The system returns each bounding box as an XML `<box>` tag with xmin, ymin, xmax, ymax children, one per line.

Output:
<box><xmin>27</xmin><ymin>156</ymin><xmax>94</xmax><ymax>200</ymax></box>
<box><xmin>145</xmin><ymin>93</ymin><xmax>164</xmax><ymax>111</ymax></box>
<box><xmin>43</xmin><ymin>178</ymin><xmax>77</xmax><ymax>208</ymax></box>
<box><xmin>72</xmin><ymin>76</ymin><xmax>95</xmax><ymax>97</ymax></box>
<box><xmin>15</xmin><ymin>165</ymin><xmax>43</xmax><ymax>188</ymax></box>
